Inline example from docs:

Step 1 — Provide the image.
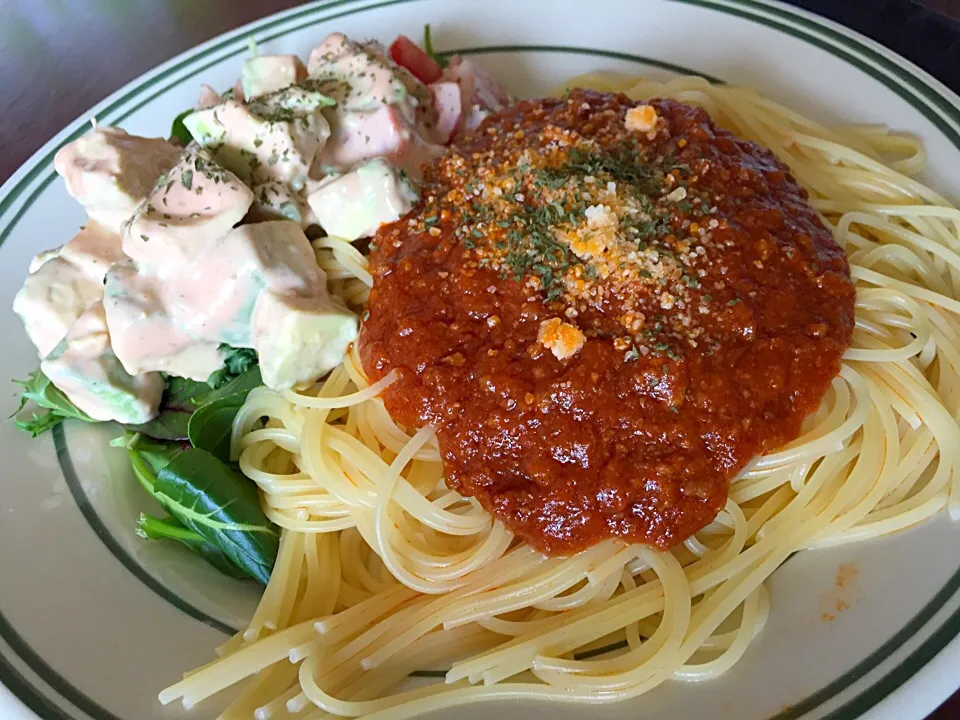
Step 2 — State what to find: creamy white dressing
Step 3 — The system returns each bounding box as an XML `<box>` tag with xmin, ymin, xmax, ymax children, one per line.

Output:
<box><xmin>121</xmin><ymin>146</ymin><xmax>254</xmax><ymax>270</ymax></box>
<box><xmin>312</xmin><ymin>104</ymin><xmax>442</xmax><ymax>179</ymax></box>
<box><xmin>103</xmin><ymin>260</ymin><xmax>225</xmax><ymax>381</ymax></box>
<box><xmin>40</xmin><ymin>303</ymin><xmax>164</xmax><ymax>424</ymax></box>
<box><xmin>60</xmin><ymin>221</ymin><xmax>125</xmax><ymax>282</ymax></box>
<box><xmin>307</xmin><ymin>34</ymin><xmax>428</xmax><ymax>118</ymax></box>
<box><xmin>185</xmin><ymin>95</ymin><xmax>331</xmax><ymax>188</ymax></box>
<box><xmin>306</xmin><ymin>34</ymin><xmax>443</xmax><ymax>179</ymax></box>
<box><xmin>169</xmin><ymin>221</ymin><xmax>322</xmax><ymax>346</ymax></box>
<box><xmin>54</xmin><ymin>128</ymin><xmax>181</xmax><ymax>233</ymax></box>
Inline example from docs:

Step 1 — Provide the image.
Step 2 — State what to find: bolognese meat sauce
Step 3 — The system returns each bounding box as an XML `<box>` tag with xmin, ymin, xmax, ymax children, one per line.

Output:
<box><xmin>359</xmin><ymin>90</ymin><xmax>855</xmax><ymax>555</ymax></box>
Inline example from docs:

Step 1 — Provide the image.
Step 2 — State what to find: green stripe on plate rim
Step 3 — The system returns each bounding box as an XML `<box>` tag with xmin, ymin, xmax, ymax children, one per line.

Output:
<box><xmin>0</xmin><ymin>0</ymin><xmax>958</xmax><ymax>718</ymax></box>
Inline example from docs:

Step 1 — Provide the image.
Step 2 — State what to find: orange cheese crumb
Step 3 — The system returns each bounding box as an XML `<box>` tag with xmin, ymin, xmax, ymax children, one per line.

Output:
<box><xmin>625</xmin><ymin>104</ymin><xmax>658</xmax><ymax>133</ymax></box>
<box><xmin>568</xmin><ymin>232</ymin><xmax>607</xmax><ymax>259</ymax></box>
<box><xmin>538</xmin><ymin>318</ymin><xmax>586</xmax><ymax>360</ymax></box>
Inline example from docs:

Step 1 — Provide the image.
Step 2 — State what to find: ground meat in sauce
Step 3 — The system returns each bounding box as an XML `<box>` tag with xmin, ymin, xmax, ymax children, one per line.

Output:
<box><xmin>359</xmin><ymin>90</ymin><xmax>855</xmax><ymax>556</ymax></box>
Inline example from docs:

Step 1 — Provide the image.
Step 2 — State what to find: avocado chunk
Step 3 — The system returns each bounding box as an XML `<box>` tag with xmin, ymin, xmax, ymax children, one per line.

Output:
<box><xmin>241</xmin><ymin>54</ymin><xmax>308</xmax><ymax>100</ymax></box>
<box><xmin>169</xmin><ymin>220</ymin><xmax>323</xmax><ymax>347</ymax></box>
<box><xmin>183</xmin><ymin>83</ymin><xmax>333</xmax><ymax>188</ymax></box>
<box><xmin>13</xmin><ymin>256</ymin><xmax>104</xmax><ymax>359</ymax></box>
<box><xmin>53</xmin><ymin>127</ymin><xmax>181</xmax><ymax>233</ymax></box>
<box><xmin>307</xmin><ymin>158</ymin><xmax>418</xmax><ymax>241</ymax></box>
<box><xmin>252</xmin><ymin>290</ymin><xmax>358</xmax><ymax>390</ymax></box>
<box><xmin>41</xmin><ymin>302</ymin><xmax>164</xmax><ymax>424</ymax></box>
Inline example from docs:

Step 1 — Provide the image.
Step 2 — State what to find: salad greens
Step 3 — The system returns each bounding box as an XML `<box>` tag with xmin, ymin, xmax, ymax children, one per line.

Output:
<box><xmin>127</xmin><ymin>356</ymin><xmax>261</xmax><ymax>442</ymax></box>
<box><xmin>188</xmin><ymin>393</ymin><xmax>248</xmax><ymax>464</ymax></box>
<box><xmin>170</xmin><ymin>108</ymin><xmax>195</xmax><ymax>145</ymax></box>
<box><xmin>16</xmin><ymin>348</ymin><xmax>277</xmax><ymax>584</ymax></box>
<box><xmin>122</xmin><ymin>434</ymin><xmax>277</xmax><ymax>583</ymax></box>
<box><xmin>12</xmin><ymin>369</ymin><xmax>93</xmax><ymax>437</ymax></box>
<box><xmin>155</xmin><ymin>449</ymin><xmax>278</xmax><ymax>584</ymax></box>
<box><xmin>207</xmin><ymin>346</ymin><xmax>258</xmax><ymax>389</ymax></box>
<box><xmin>137</xmin><ymin>513</ymin><xmax>248</xmax><ymax>580</ymax></box>
<box><xmin>188</xmin><ymin>363</ymin><xmax>263</xmax><ymax>462</ymax></box>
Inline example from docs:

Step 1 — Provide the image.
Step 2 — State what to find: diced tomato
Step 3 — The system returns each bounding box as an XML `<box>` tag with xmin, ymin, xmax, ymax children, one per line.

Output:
<box><xmin>389</xmin><ymin>35</ymin><xmax>442</xmax><ymax>84</ymax></box>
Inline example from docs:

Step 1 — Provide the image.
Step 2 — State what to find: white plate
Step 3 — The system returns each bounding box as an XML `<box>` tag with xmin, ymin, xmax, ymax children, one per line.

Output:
<box><xmin>1</xmin><ymin>1</ymin><xmax>959</xmax><ymax>719</ymax></box>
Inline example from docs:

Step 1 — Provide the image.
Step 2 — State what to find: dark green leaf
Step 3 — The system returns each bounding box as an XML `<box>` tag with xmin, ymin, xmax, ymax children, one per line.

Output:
<box><xmin>202</xmin><ymin>365</ymin><xmax>262</xmax><ymax>406</ymax></box>
<box><xmin>124</xmin><ymin>410</ymin><xmax>191</xmax><ymax>441</ymax></box>
<box><xmin>117</xmin><ymin>432</ymin><xmax>184</xmax><ymax>497</ymax></box>
<box><xmin>124</xmin><ymin>376</ymin><xmax>209</xmax><ymax>440</ymax></box>
<box><xmin>12</xmin><ymin>369</ymin><xmax>96</xmax><ymax>437</ymax></box>
<box><xmin>155</xmin><ymin>448</ymin><xmax>278</xmax><ymax>584</ymax></box>
<box><xmin>206</xmin><ymin>346</ymin><xmax>258</xmax><ymax>389</ymax></box>
<box><xmin>170</xmin><ymin>108</ymin><xmax>195</xmax><ymax>145</ymax></box>
<box><xmin>137</xmin><ymin>513</ymin><xmax>248</xmax><ymax>580</ymax></box>
<box><xmin>187</xmin><ymin>393</ymin><xmax>245</xmax><ymax>463</ymax></box>
<box><xmin>189</xmin><ymin>365</ymin><xmax>261</xmax><ymax>467</ymax></box>
<box><xmin>125</xmin><ymin>360</ymin><xmax>260</xmax><ymax>441</ymax></box>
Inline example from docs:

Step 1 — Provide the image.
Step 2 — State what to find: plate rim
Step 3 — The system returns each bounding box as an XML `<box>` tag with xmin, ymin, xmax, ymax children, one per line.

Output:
<box><xmin>1</xmin><ymin>1</ymin><xmax>959</xmax><ymax>719</ymax></box>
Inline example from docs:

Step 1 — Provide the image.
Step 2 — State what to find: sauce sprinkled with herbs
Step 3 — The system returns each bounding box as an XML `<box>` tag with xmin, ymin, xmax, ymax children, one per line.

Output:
<box><xmin>360</xmin><ymin>90</ymin><xmax>855</xmax><ymax>555</ymax></box>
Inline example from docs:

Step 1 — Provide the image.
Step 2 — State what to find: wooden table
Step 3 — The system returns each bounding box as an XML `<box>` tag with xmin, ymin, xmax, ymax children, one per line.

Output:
<box><xmin>0</xmin><ymin>1</ymin><xmax>957</xmax><ymax>718</ymax></box>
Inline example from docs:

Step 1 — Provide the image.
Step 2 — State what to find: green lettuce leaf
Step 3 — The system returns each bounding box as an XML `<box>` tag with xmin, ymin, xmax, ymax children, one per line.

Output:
<box><xmin>12</xmin><ymin>369</ymin><xmax>95</xmax><ymax>437</ymax></box>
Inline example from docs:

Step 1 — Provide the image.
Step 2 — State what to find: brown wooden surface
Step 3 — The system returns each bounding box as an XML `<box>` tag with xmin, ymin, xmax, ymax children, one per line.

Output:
<box><xmin>0</xmin><ymin>0</ymin><xmax>958</xmax><ymax>717</ymax></box>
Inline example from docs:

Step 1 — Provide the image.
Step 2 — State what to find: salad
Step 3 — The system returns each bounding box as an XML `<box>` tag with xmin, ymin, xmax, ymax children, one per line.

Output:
<box><xmin>12</xmin><ymin>28</ymin><xmax>511</xmax><ymax>583</ymax></box>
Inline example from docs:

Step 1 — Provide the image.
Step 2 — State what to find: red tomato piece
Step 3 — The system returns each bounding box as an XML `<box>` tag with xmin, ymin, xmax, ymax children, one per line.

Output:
<box><xmin>389</xmin><ymin>35</ymin><xmax>442</xmax><ymax>84</ymax></box>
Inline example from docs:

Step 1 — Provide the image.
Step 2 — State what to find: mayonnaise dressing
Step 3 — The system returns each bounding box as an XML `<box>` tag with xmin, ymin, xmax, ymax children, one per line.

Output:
<box><xmin>54</xmin><ymin>128</ymin><xmax>181</xmax><ymax>233</ymax></box>
<box><xmin>103</xmin><ymin>260</ymin><xmax>225</xmax><ymax>381</ymax></box>
<box><xmin>168</xmin><ymin>221</ymin><xmax>322</xmax><ymax>347</ymax></box>
<box><xmin>40</xmin><ymin>302</ymin><xmax>164</xmax><ymax>424</ymax></box>
<box><xmin>13</xmin><ymin>257</ymin><xmax>104</xmax><ymax>359</ymax></box>
<box><xmin>60</xmin><ymin>221</ymin><xmax>125</xmax><ymax>282</ymax></box>
<box><xmin>121</xmin><ymin>146</ymin><xmax>254</xmax><ymax>270</ymax></box>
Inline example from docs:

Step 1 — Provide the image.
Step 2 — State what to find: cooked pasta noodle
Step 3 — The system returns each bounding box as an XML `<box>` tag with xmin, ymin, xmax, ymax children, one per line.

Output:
<box><xmin>159</xmin><ymin>75</ymin><xmax>960</xmax><ymax>719</ymax></box>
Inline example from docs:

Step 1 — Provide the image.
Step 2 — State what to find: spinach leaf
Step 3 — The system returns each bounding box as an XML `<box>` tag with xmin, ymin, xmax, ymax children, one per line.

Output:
<box><xmin>137</xmin><ymin>513</ymin><xmax>248</xmax><ymax>580</ymax></box>
<box><xmin>124</xmin><ymin>376</ymin><xmax>210</xmax><ymax>440</ymax></box>
<box><xmin>170</xmin><ymin>108</ymin><xmax>195</xmax><ymax>145</ymax></box>
<box><xmin>187</xmin><ymin>394</ymin><xmax>245</xmax><ymax>463</ymax></box>
<box><xmin>117</xmin><ymin>432</ymin><xmax>183</xmax><ymax>497</ymax></box>
<box><xmin>423</xmin><ymin>24</ymin><xmax>448</xmax><ymax>68</ymax></box>
<box><xmin>12</xmin><ymin>369</ymin><xmax>96</xmax><ymax>436</ymax></box>
<box><xmin>204</xmin><ymin>364</ymin><xmax>262</xmax><ymax>404</ymax></box>
<box><xmin>125</xmin><ymin>359</ymin><xmax>260</xmax><ymax>441</ymax></box>
<box><xmin>188</xmin><ymin>365</ymin><xmax>262</xmax><ymax>462</ymax></box>
<box><xmin>206</xmin><ymin>346</ymin><xmax>258</xmax><ymax>390</ymax></box>
<box><xmin>154</xmin><ymin>448</ymin><xmax>278</xmax><ymax>584</ymax></box>
<box><xmin>121</xmin><ymin>434</ymin><xmax>261</xmax><ymax>582</ymax></box>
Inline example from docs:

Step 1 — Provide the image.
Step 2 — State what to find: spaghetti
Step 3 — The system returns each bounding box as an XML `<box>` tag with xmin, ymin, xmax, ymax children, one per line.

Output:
<box><xmin>159</xmin><ymin>75</ymin><xmax>960</xmax><ymax>719</ymax></box>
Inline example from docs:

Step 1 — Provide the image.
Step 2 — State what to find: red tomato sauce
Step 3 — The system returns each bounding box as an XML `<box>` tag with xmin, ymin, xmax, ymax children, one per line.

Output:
<box><xmin>359</xmin><ymin>90</ymin><xmax>855</xmax><ymax>555</ymax></box>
